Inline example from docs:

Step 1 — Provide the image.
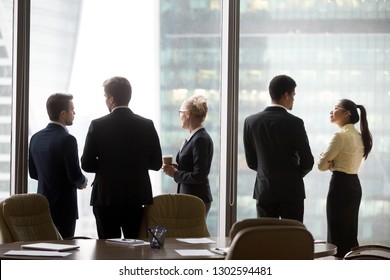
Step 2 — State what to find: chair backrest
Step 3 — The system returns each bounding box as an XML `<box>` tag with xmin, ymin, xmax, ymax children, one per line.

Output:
<box><xmin>2</xmin><ymin>193</ymin><xmax>62</xmax><ymax>242</ymax></box>
<box><xmin>139</xmin><ymin>194</ymin><xmax>210</xmax><ymax>238</ymax></box>
<box><xmin>344</xmin><ymin>245</ymin><xmax>390</xmax><ymax>260</ymax></box>
<box><xmin>0</xmin><ymin>199</ymin><xmax>14</xmax><ymax>244</ymax></box>
<box><xmin>229</xmin><ymin>217</ymin><xmax>307</xmax><ymax>241</ymax></box>
<box><xmin>226</xmin><ymin>218</ymin><xmax>314</xmax><ymax>260</ymax></box>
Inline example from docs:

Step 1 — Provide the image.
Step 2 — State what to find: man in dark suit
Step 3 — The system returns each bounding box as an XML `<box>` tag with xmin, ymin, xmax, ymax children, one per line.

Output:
<box><xmin>81</xmin><ymin>76</ymin><xmax>162</xmax><ymax>239</ymax></box>
<box><xmin>243</xmin><ymin>75</ymin><xmax>314</xmax><ymax>222</ymax></box>
<box><xmin>29</xmin><ymin>93</ymin><xmax>87</xmax><ymax>238</ymax></box>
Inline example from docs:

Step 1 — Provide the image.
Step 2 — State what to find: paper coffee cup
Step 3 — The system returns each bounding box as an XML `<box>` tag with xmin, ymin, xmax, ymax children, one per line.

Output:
<box><xmin>162</xmin><ymin>155</ymin><xmax>173</xmax><ymax>165</ymax></box>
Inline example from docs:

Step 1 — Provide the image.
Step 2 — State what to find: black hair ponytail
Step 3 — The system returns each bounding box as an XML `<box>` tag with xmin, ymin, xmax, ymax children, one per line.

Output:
<box><xmin>340</xmin><ymin>99</ymin><xmax>373</xmax><ymax>159</ymax></box>
<box><xmin>356</xmin><ymin>104</ymin><xmax>373</xmax><ymax>159</ymax></box>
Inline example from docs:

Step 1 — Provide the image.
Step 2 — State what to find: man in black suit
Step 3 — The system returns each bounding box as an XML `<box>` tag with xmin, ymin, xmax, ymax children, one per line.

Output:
<box><xmin>243</xmin><ymin>75</ymin><xmax>314</xmax><ymax>222</ymax></box>
<box><xmin>81</xmin><ymin>76</ymin><xmax>162</xmax><ymax>239</ymax></box>
<box><xmin>29</xmin><ymin>93</ymin><xmax>88</xmax><ymax>238</ymax></box>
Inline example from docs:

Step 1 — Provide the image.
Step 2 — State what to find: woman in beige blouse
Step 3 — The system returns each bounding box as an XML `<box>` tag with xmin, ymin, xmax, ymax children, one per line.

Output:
<box><xmin>318</xmin><ymin>99</ymin><xmax>372</xmax><ymax>259</ymax></box>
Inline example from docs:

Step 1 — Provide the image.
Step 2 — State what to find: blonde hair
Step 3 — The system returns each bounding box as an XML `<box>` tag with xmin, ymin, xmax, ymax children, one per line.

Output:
<box><xmin>183</xmin><ymin>94</ymin><xmax>208</xmax><ymax>123</ymax></box>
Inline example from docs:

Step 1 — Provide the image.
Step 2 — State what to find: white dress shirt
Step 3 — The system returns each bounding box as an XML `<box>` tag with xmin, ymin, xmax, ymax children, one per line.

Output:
<box><xmin>318</xmin><ymin>124</ymin><xmax>364</xmax><ymax>174</ymax></box>
<box><xmin>180</xmin><ymin>126</ymin><xmax>203</xmax><ymax>152</ymax></box>
<box><xmin>50</xmin><ymin>121</ymin><xmax>68</xmax><ymax>132</ymax></box>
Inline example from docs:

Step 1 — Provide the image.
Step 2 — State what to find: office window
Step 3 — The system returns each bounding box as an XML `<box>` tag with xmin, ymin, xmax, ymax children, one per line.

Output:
<box><xmin>27</xmin><ymin>0</ymin><xmax>221</xmax><ymax>237</ymax></box>
<box><xmin>8</xmin><ymin>0</ymin><xmax>390</xmax><ymax>244</ymax></box>
<box><xmin>160</xmin><ymin>0</ymin><xmax>222</xmax><ymax>236</ymax></box>
<box><xmin>0</xmin><ymin>46</ymin><xmax>8</xmax><ymax>58</ymax></box>
<box><xmin>237</xmin><ymin>0</ymin><xmax>390</xmax><ymax>245</ymax></box>
<box><xmin>0</xmin><ymin>0</ymin><xmax>12</xmax><ymax>198</ymax></box>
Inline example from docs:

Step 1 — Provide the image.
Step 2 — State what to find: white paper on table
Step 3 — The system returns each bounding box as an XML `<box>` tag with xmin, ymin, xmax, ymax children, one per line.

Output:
<box><xmin>175</xmin><ymin>249</ymin><xmax>215</xmax><ymax>256</ymax></box>
<box><xmin>130</xmin><ymin>242</ymin><xmax>150</xmax><ymax>247</ymax></box>
<box><xmin>21</xmin><ymin>242</ymin><xmax>79</xmax><ymax>251</ymax></box>
<box><xmin>176</xmin><ymin>238</ymin><xmax>216</xmax><ymax>244</ymax></box>
<box><xmin>4</xmin><ymin>250</ymin><xmax>71</xmax><ymax>257</ymax></box>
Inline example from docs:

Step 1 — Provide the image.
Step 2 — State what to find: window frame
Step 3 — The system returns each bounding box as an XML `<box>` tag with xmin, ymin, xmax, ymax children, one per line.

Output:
<box><xmin>11</xmin><ymin>0</ymin><xmax>241</xmax><ymax>237</ymax></box>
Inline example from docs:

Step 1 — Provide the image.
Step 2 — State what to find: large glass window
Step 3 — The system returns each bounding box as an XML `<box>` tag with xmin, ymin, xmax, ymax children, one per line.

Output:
<box><xmin>9</xmin><ymin>0</ymin><xmax>390</xmax><ymax>244</ymax></box>
<box><xmin>160</xmin><ymin>0</ymin><xmax>222</xmax><ymax>235</ymax></box>
<box><xmin>0</xmin><ymin>0</ymin><xmax>12</xmax><ymax>199</ymax></box>
<box><xmin>28</xmin><ymin>0</ymin><xmax>221</xmax><ymax>237</ymax></box>
<box><xmin>237</xmin><ymin>0</ymin><xmax>390</xmax><ymax>245</ymax></box>
<box><xmin>28</xmin><ymin>0</ymin><xmax>93</xmax><ymax>236</ymax></box>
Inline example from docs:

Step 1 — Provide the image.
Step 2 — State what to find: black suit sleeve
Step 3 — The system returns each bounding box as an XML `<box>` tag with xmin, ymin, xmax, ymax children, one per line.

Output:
<box><xmin>291</xmin><ymin>119</ymin><xmax>314</xmax><ymax>177</ymax></box>
<box><xmin>81</xmin><ymin>121</ymin><xmax>99</xmax><ymax>172</ymax></box>
<box><xmin>147</xmin><ymin>121</ymin><xmax>163</xmax><ymax>171</ymax></box>
<box><xmin>28</xmin><ymin>143</ymin><xmax>38</xmax><ymax>180</ymax></box>
<box><xmin>63</xmin><ymin>135</ymin><xmax>85</xmax><ymax>187</ymax></box>
<box><xmin>243</xmin><ymin>117</ymin><xmax>258</xmax><ymax>171</ymax></box>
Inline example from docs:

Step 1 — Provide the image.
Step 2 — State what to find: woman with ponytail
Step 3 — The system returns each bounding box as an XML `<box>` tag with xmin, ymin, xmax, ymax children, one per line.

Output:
<box><xmin>318</xmin><ymin>99</ymin><xmax>373</xmax><ymax>259</ymax></box>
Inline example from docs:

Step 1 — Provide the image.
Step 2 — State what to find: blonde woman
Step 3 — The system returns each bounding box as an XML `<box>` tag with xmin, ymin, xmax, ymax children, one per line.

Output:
<box><xmin>318</xmin><ymin>99</ymin><xmax>373</xmax><ymax>259</ymax></box>
<box><xmin>163</xmin><ymin>94</ymin><xmax>214</xmax><ymax>217</ymax></box>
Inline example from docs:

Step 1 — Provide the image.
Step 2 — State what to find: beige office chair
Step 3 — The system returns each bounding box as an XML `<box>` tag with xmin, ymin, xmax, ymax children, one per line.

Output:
<box><xmin>226</xmin><ymin>218</ymin><xmax>314</xmax><ymax>260</ymax></box>
<box><xmin>1</xmin><ymin>193</ymin><xmax>62</xmax><ymax>242</ymax></box>
<box><xmin>344</xmin><ymin>245</ymin><xmax>390</xmax><ymax>260</ymax></box>
<box><xmin>229</xmin><ymin>217</ymin><xmax>307</xmax><ymax>241</ymax></box>
<box><xmin>139</xmin><ymin>193</ymin><xmax>210</xmax><ymax>238</ymax></box>
<box><xmin>0</xmin><ymin>199</ymin><xmax>14</xmax><ymax>244</ymax></box>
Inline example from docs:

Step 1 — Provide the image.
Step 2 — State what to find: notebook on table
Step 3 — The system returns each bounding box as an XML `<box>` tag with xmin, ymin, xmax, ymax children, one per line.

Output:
<box><xmin>21</xmin><ymin>242</ymin><xmax>80</xmax><ymax>252</ymax></box>
<box><xmin>4</xmin><ymin>250</ymin><xmax>72</xmax><ymax>257</ymax></box>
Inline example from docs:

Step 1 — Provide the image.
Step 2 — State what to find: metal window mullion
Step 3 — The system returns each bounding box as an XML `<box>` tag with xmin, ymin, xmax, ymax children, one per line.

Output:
<box><xmin>219</xmin><ymin>0</ymin><xmax>239</xmax><ymax>237</ymax></box>
<box><xmin>11</xmin><ymin>0</ymin><xmax>30</xmax><ymax>194</ymax></box>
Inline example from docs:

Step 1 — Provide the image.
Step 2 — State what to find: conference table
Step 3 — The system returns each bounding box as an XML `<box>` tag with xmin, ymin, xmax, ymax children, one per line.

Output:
<box><xmin>0</xmin><ymin>237</ymin><xmax>336</xmax><ymax>260</ymax></box>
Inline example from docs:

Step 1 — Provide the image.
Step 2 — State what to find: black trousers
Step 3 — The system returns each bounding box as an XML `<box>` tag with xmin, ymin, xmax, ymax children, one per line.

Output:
<box><xmin>54</xmin><ymin>218</ymin><xmax>76</xmax><ymax>239</ymax></box>
<box><xmin>256</xmin><ymin>199</ymin><xmax>304</xmax><ymax>222</ymax></box>
<box><xmin>93</xmin><ymin>204</ymin><xmax>144</xmax><ymax>239</ymax></box>
<box><xmin>327</xmin><ymin>171</ymin><xmax>362</xmax><ymax>258</ymax></box>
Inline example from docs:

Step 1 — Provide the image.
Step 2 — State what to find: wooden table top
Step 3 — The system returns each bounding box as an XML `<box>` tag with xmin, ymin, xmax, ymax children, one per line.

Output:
<box><xmin>0</xmin><ymin>237</ymin><xmax>336</xmax><ymax>260</ymax></box>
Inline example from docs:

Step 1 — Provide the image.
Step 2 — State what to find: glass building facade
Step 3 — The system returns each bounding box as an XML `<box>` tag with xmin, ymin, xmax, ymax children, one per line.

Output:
<box><xmin>160</xmin><ymin>0</ymin><xmax>222</xmax><ymax>235</ymax></box>
<box><xmin>0</xmin><ymin>0</ymin><xmax>82</xmax><ymax>197</ymax></box>
<box><xmin>160</xmin><ymin>0</ymin><xmax>390</xmax><ymax>243</ymax></box>
<box><xmin>236</xmin><ymin>0</ymin><xmax>390</xmax><ymax>245</ymax></box>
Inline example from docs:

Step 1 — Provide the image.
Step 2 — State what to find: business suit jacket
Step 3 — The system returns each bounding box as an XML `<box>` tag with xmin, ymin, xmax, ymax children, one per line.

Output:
<box><xmin>29</xmin><ymin>123</ymin><xmax>85</xmax><ymax>223</ymax></box>
<box><xmin>174</xmin><ymin>128</ymin><xmax>213</xmax><ymax>203</ymax></box>
<box><xmin>243</xmin><ymin>106</ymin><xmax>314</xmax><ymax>202</ymax></box>
<box><xmin>81</xmin><ymin>108</ymin><xmax>162</xmax><ymax>206</ymax></box>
